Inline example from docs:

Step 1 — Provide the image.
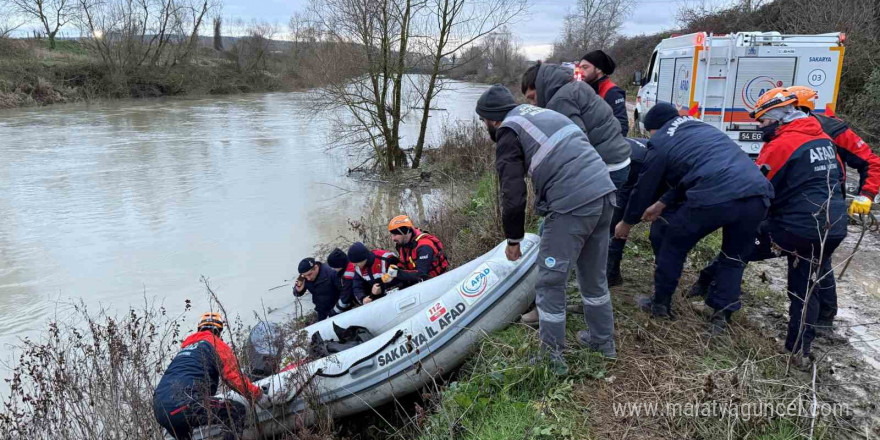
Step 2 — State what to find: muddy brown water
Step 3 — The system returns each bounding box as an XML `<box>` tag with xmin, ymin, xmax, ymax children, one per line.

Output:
<box><xmin>0</xmin><ymin>81</ymin><xmax>488</xmax><ymax>381</ymax></box>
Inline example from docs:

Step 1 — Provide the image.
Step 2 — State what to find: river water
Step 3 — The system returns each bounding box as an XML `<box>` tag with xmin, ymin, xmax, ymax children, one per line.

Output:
<box><xmin>0</xmin><ymin>79</ymin><xmax>487</xmax><ymax>371</ymax></box>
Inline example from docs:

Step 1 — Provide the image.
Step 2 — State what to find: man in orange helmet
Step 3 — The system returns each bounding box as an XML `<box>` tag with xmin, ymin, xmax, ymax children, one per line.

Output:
<box><xmin>153</xmin><ymin>312</ymin><xmax>276</xmax><ymax>439</ymax></box>
<box><xmin>787</xmin><ymin>85</ymin><xmax>880</xmax><ymax>215</ymax></box>
<box><xmin>384</xmin><ymin>215</ymin><xmax>449</xmax><ymax>288</ymax></box>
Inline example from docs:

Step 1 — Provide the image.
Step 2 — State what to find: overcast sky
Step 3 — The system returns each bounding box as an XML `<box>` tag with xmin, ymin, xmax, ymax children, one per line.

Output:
<box><xmin>220</xmin><ymin>0</ymin><xmax>699</xmax><ymax>60</ymax></box>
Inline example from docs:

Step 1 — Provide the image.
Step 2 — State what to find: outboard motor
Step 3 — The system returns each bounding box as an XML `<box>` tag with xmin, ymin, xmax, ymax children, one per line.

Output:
<box><xmin>246</xmin><ymin>321</ymin><xmax>282</xmax><ymax>380</ymax></box>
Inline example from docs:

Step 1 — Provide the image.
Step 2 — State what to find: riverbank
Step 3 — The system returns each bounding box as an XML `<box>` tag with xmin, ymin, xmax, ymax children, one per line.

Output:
<box><xmin>0</xmin><ymin>38</ymin><xmax>321</xmax><ymax>109</ymax></box>
<box><xmin>3</xmin><ymin>115</ymin><xmax>879</xmax><ymax>439</ymax></box>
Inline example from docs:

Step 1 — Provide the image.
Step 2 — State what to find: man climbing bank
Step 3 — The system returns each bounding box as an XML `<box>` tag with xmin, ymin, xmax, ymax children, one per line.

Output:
<box><xmin>153</xmin><ymin>313</ymin><xmax>282</xmax><ymax>439</ymax></box>
<box><xmin>476</xmin><ymin>84</ymin><xmax>618</xmax><ymax>374</ymax></box>
<box><xmin>293</xmin><ymin>257</ymin><xmax>341</xmax><ymax>322</ymax></box>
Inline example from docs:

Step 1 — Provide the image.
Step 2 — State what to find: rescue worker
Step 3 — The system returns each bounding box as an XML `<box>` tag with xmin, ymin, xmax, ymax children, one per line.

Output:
<box><xmin>384</xmin><ymin>215</ymin><xmax>449</xmax><ymax>287</ymax></box>
<box><xmin>347</xmin><ymin>242</ymin><xmax>400</xmax><ymax>304</ymax></box>
<box><xmin>293</xmin><ymin>257</ymin><xmax>341</xmax><ymax>321</ymax></box>
<box><xmin>477</xmin><ymin>84</ymin><xmax>618</xmax><ymax>373</ymax></box>
<box><xmin>579</xmin><ymin>50</ymin><xmax>629</xmax><ymax>136</ymax></box>
<box><xmin>615</xmin><ymin>103</ymin><xmax>774</xmax><ymax>333</ymax></box>
<box><xmin>520</xmin><ymin>62</ymin><xmax>632</xmax><ymax>324</ymax></box>
<box><xmin>690</xmin><ymin>85</ymin><xmax>879</xmax><ymax>332</ymax></box>
<box><xmin>747</xmin><ymin>89</ymin><xmax>847</xmax><ymax>366</ymax></box>
<box><xmin>153</xmin><ymin>312</ymin><xmax>271</xmax><ymax>440</ymax></box>
<box><xmin>327</xmin><ymin>248</ymin><xmax>355</xmax><ymax>314</ymax></box>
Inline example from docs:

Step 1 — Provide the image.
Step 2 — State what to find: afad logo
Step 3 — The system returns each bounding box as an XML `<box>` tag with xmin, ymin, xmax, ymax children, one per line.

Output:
<box><xmin>460</xmin><ymin>267</ymin><xmax>492</xmax><ymax>300</ymax></box>
<box><xmin>742</xmin><ymin>76</ymin><xmax>784</xmax><ymax>110</ymax></box>
<box><xmin>427</xmin><ymin>301</ymin><xmax>447</xmax><ymax>322</ymax></box>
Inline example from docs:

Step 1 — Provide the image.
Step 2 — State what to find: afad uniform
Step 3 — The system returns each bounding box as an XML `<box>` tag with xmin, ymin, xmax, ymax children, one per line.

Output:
<box><xmin>352</xmin><ymin>249</ymin><xmax>400</xmax><ymax>303</ymax></box>
<box><xmin>753</xmin><ymin>116</ymin><xmax>847</xmax><ymax>356</ymax></box>
<box><xmin>813</xmin><ymin>113</ymin><xmax>880</xmax><ymax>199</ymax></box>
<box><xmin>394</xmin><ymin>228</ymin><xmax>449</xmax><ymax>286</ymax></box>
<box><xmin>153</xmin><ymin>331</ymin><xmax>261</xmax><ymax>438</ymax></box>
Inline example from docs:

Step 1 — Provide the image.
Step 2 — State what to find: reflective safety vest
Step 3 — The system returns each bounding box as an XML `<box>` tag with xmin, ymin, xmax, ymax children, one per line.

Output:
<box><xmin>397</xmin><ymin>230</ymin><xmax>449</xmax><ymax>278</ymax></box>
<box><xmin>354</xmin><ymin>249</ymin><xmax>397</xmax><ymax>283</ymax></box>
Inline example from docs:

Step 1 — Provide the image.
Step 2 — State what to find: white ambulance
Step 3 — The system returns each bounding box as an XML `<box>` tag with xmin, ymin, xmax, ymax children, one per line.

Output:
<box><xmin>633</xmin><ymin>31</ymin><xmax>845</xmax><ymax>155</ymax></box>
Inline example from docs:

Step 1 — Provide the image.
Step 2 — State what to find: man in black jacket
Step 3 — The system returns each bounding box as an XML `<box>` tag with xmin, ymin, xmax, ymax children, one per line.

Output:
<box><xmin>477</xmin><ymin>84</ymin><xmax>618</xmax><ymax>372</ymax></box>
<box><xmin>293</xmin><ymin>258</ymin><xmax>341</xmax><ymax>321</ymax></box>
<box><xmin>580</xmin><ymin>50</ymin><xmax>629</xmax><ymax>136</ymax></box>
<box><xmin>615</xmin><ymin>103</ymin><xmax>774</xmax><ymax>333</ymax></box>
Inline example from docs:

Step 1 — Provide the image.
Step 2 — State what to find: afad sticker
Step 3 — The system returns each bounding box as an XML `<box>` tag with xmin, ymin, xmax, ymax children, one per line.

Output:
<box><xmin>427</xmin><ymin>301</ymin><xmax>448</xmax><ymax>322</ymax></box>
<box><xmin>459</xmin><ymin>263</ymin><xmax>498</xmax><ymax>304</ymax></box>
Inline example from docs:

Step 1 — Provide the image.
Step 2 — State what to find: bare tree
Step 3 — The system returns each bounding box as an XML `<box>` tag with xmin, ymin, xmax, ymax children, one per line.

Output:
<box><xmin>9</xmin><ymin>0</ymin><xmax>73</xmax><ymax>49</ymax></box>
<box><xmin>310</xmin><ymin>0</ymin><xmax>423</xmax><ymax>173</ymax></box>
<box><xmin>0</xmin><ymin>2</ymin><xmax>25</xmax><ymax>37</ymax></box>
<box><xmin>77</xmin><ymin>0</ymin><xmax>215</xmax><ymax>74</ymax></box>
<box><xmin>227</xmin><ymin>19</ymin><xmax>277</xmax><ymax>73</ymax></box>
<box><xmin>550</xmin><ymin>0</ymin><xmax>634</xmax><ymax>61</ymax></box>
<box><xmin>408</xmin><ymin>0</ymin><xmax>525</xmax><ymax>168</ymax></box>
<box><xmin>213</xmin><ymin>16</ymin><xmax>223</xmax><ymax>50</ymax></box>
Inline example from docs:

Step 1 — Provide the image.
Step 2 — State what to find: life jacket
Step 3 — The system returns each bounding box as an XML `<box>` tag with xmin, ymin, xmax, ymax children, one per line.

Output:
<box><xmin>354</xmin><ymin>249</ymin><xmax>397</xmax><ymax>283</ymax></box>
<box><xmin>397</xmin><ymin>229</ymin><xmax>449</xmax><ymax>278</ymax></box>
<box><xmin>596</xmin><ymin>76</ymin><xmax>618</xmax><ymax>99</ymax></box>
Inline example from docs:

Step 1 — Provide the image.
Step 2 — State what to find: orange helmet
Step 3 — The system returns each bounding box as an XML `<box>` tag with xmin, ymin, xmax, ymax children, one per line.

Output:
<box><xmin>749</xmin><ymin>88</ymin><xmax>798</xmax><ymax>120</ymax></box>
<box><xmin>198</xmin><ymin>312</ymin><xmax>225</xmax><ymax>333</ymax></box>
<box><xmin>787</xmin><ymin>85</ymin><xmax>818</xmax><ymax>112</ymax></box>
<box><xmin>388</xmin><ymin>215</ymin><xmax>414</xmax><ymax>233</ymax></box>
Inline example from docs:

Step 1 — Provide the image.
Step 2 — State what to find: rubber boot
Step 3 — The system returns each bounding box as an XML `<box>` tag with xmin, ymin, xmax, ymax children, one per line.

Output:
<box><xmin>606</xmin><ymin>255</ymin><xmax>623</xmax><ymax>287</ymax></box>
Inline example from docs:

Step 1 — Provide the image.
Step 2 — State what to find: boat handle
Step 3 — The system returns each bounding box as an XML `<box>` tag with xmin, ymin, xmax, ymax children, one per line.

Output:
<box><xmin>396</xmin><ymin>296</ymin><xmax>418</xmax><ymax>312</ymax></box>
<box><xmin>348</xmin><ymin>358</ymin><xmax>376</xmax><ymax>376</ymax></box>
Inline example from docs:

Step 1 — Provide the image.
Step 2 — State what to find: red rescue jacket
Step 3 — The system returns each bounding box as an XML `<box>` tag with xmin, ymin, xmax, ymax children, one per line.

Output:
<box><xmin>395</xmin><ymin>229</ymin><xmax>449</xmax><ymax>281</ymax></box>
<box><xmin>813</xmin><ymin>113</ymin><xmax>880</xmax><ymax>199</ymax></box>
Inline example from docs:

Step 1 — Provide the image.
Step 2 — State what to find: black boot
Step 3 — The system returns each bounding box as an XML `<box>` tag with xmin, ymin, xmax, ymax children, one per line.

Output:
<box><xmin>607</xmin><ymin>255</ymin><xmax>623</xmax><ymax>287</ymax></box>
<box><xmin>709</xmin><ymin>310</ymin><xmax>732</xmax><ymax>335</ymax></box>
<box><xmin>637</xmin><ymin>296</ymin><xmax>675</xmax><ymax>320</ymax></box>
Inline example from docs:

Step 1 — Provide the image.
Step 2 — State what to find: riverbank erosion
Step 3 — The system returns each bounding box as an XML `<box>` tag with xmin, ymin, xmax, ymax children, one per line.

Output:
<box><xmin>0</xmin><ymin>37</ymin><xmax>333</xmax><ymax>108</ymax></box>
<box><xmin>2</xmin><ymin>121</ymin><xmax>880</xmax><ymax>439</ymax></box>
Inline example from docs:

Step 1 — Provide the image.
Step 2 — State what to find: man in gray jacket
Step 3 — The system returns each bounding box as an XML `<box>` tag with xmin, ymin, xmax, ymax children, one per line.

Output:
<box><xmin>476</xmin><ymin>84</ymin><xmax>618</xmax><ymax>373</ymax></box>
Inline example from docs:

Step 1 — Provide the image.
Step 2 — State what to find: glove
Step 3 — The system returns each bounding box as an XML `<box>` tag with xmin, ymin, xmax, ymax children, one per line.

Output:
<box><xmin>849</xmin><ymin>196</ymin><xmax>872</xmax><ymax>216</ymax></box>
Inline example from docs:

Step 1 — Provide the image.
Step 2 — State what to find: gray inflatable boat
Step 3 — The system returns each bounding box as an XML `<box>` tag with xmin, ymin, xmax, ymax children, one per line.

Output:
<box><xmin>220</xmin><ymin>234</ymin><xmax>539</xmax><ymax>438</ymax></box>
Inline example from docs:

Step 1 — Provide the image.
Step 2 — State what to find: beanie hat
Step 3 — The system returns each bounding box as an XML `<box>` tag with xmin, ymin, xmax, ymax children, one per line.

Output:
<box><xmin>298</xmin><ymin>257</ymin><xmax>316</xmax><ymax>274</ymax></box>
<box><xmin>347</xmin><ymin>242</ymin><xmax>371</xmax><ymax>264</ymax></box>
<box><xmin>327</xmin><ymin>248</ymin><xmax>349</xmax><ymax>269</ymax></box>
<box><xmin>475</xmin><ymin>84</ymin><xmax>518</xmax><ymax>122</ymax></box>
<box><xmin>581</xmin><ymin>50</ymin><xmax>616</xmax><ymax>75</ymax></box>
<box><xmin>643</xmin><ymin>103</ymin><xmax>681</xmax><ymax>131</ymax></box>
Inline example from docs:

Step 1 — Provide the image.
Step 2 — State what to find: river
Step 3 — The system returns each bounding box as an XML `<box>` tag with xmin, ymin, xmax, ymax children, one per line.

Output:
<box><xmin>0</xmin><ymin>79</ymin><xmax>488</xmax><ymax>373</ymax></box>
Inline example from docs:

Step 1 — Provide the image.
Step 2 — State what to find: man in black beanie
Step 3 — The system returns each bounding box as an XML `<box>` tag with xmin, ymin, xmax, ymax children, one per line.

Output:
<box><xmin>346</xmin><ymin>242</ymin><xmax>400</xmax><ymax>304</ymax></box>
<box><xmin>293</xmin><ymin>257</ymin><xmax>341</xmax><ymax>321</ymax></box>
<box><xmin>614</xmin><ymin>102</ymin><xmax>774</xmax><ymax>333</ymax></box>
<box><xmin>580</xmin><ymin>50</ymin><xmax>628</xmax><ymax>136</ymax></box>
<box><xmin>477</xmin><ymin>84</ymin><xmax>619</xmax><ymax>372</ymax></box>
<box><xmin>327</xmin><ymin>248</ymin><xmax>355</xmax><ymax>314</ymax></box>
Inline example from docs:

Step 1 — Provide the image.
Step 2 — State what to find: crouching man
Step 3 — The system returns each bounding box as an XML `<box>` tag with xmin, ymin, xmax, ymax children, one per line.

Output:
<box><xmin>476</xmin><ymin>84</ymin><xmax>618</xmax><ymax>374</ymax></box>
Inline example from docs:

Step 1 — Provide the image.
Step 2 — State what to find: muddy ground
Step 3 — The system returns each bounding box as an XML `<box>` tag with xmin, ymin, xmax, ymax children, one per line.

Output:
<box><xmin>743</xmin><ymin>223</ymin><xmax>880</xmax><ymax>435</ymax></box>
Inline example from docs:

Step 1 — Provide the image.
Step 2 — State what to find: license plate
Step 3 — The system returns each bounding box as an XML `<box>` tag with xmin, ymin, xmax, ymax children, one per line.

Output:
<box><xmin>739</xmin><ymin>131</ymin><xmax>763</xmax><ymax>141</ymax></box>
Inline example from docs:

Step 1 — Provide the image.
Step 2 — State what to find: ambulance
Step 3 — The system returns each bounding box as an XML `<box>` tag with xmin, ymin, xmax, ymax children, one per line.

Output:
<box><xmin>633</xmin><ymin>31</ymin><xmax>845</xmax><ymax>155</ymax></box>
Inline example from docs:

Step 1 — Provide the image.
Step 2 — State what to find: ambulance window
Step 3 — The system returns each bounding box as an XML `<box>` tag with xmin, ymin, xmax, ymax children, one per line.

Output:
<box><xmin>647</xmin><ymin>51</ymin><xmax>659</xmax><ymax>82</ymax></box>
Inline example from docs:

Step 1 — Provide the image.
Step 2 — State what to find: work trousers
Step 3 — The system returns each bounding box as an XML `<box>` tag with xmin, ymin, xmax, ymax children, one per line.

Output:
<box><xmin>536</xmin><ymin>195</ymin><xmax>616</xmax><ymax>354</ymax></box>
<box><xmin>653</xmin><ymin>196</ymin><xmax>768</xmax><ymax>313</ymax></box>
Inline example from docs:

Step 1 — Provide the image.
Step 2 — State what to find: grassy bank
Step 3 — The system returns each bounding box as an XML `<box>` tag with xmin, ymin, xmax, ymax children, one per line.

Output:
<box><xmin>0</xmin><ymin>38</ymin><xmax>329</xmax><ymax>109</ymax></box>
